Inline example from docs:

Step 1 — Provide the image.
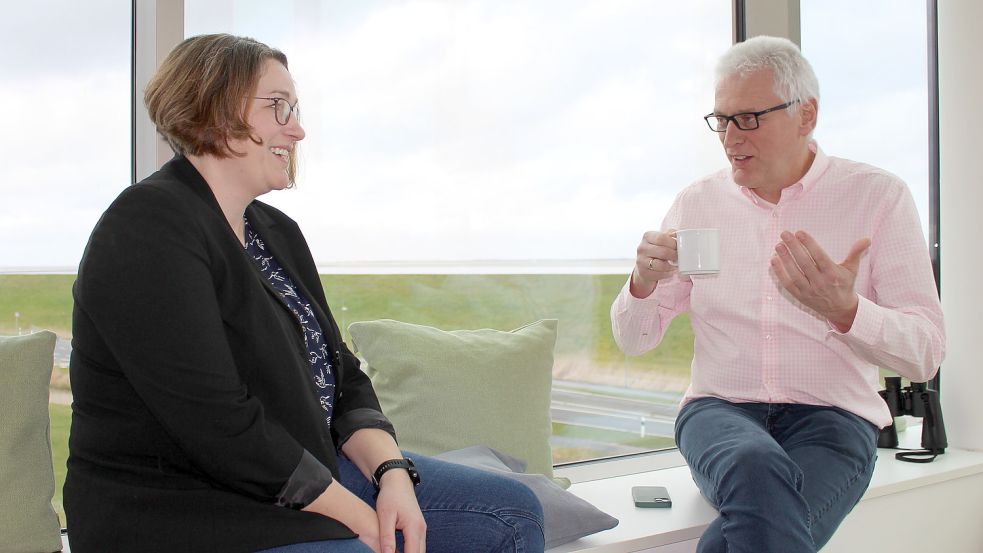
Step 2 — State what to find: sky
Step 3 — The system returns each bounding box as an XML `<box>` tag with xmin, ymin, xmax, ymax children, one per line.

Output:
<box><xmin>0</xmin><ymin>0</ymin><xmax>929</xmax><ymax>270</ymax></box>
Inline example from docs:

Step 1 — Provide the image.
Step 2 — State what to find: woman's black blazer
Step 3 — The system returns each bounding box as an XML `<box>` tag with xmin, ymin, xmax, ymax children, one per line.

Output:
<box><xmin>65</xmin><ymin>155</ymin><xmax>396</xmax><ymax>553</ymax></box>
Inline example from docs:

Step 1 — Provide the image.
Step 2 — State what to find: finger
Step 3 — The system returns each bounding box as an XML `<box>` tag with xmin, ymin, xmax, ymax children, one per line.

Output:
<box><xmin>641</xmin><ymin>232</ymin><xmax>676</xmax><ymax>252</ymax></box>
<box><xmin>664</xmin><ymin>229</ymin><xmax>680</xmax><ymax>252</ymax></box>
<box><xmin>841</xmin><ymin>238</ymin><xmax>872</xmax><ymax>273</ymax></box>
<box><xmin>793</xmin><ymin>230</ymin><xmax>840</xmax><ymax>273</ymax></box>
<box><xmin>771</xmin><ymin>246</ymin><xmax>804</xmax><ymax>292</ymax></box>
<box><xmin>780</xmin><ymin>231</ymin><xmax>821</xmax><ymax>280</ymax></box>
<box><xmin>641</xmin><ymin>230</ymin><xmax>665</xmax><ymax>246</ymax></box>
<box><xmin>377</xmin><ymin>507</ymin><xmax>398</xmax><ymax>553</ymax></box>
<box><xmin>400</xmin><ymin>518</ymin><xmax>427</xmax><ymax>553</ymax></box>
<box><xmin>401</xmin><ymin>526</ymin><xmax>426</xmax><ymax>553</ymax></box>
<box><xmin>774</xmin><ymin>241</ymin><xmax>803</xmax><ymax>278</ymax></box>
<box><xmin>645</xmin><ymin>257</ymin><xmax>677</xmax><ymax>272</ymax></box>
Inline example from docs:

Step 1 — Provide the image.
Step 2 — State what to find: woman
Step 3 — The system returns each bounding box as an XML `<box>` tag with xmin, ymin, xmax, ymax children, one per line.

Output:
<box><xmin>65</xmin><ymin>34</ymin><xmax>544</xmax><ymax>553</ymax></box>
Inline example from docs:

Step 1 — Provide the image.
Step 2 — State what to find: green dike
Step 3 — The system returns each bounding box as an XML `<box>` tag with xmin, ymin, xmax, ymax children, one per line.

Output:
<box><xmin>7</xmin><ymin>272</ymin><xmax>696</xmax><ymax>523</ymax></box>
<box><xmin>49</xmin><ymin>403</ymin><xmax>70</xmax><ymax>526</ymax></box>
<box><xmin>1</xmin><ymin>274</ymin><xmax>694</xmax><ymax>374</ymax></box>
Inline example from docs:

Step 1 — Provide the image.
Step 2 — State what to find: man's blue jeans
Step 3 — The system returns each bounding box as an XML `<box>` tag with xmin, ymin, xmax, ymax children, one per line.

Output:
<box><xmin>256</xmin><ymin>451</ymin><xmax>545</xmax><ymax>553</ymax></box>
<box><xmin>675</xmin><ymin>398</ymin><xmax>878</xmax><ymax>553</ymax></box>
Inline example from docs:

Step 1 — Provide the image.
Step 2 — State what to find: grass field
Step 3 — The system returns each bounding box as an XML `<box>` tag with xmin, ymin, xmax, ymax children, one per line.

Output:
<box><xmin>10</xmin><ymin>272</ymin><xmax>695</xmax><ymax>524</ymax></box>
<box><xmin>49</xmin><ymin>403</ymin><xmax>69</xmax><ymax>525</ymax></box>
<box><xmin>1</xmin><ymin>273</ymin><xmax>695</xmax><ymax>379</ymax></box>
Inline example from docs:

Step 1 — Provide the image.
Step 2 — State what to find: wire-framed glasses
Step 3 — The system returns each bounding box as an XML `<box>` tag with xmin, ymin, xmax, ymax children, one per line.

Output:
<box><xmin>703</xmin><ymin>100</ymin><xmax>798</xmax><ymax>132</ymax></box>
<box><xmin>255</xmin><ymin>97</ymin><xmax>300</xmax><ymax>125</ymax></box>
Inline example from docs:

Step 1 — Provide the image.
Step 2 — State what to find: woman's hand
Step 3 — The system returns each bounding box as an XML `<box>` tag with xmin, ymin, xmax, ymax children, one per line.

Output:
<box><xmin>376</xmin><ymin>470</ymin><xmax>427</xmax><ymax>553</ymax></box>
<box><xmin>631</xmin><ymin>229</ymin><xmax>679</xmax><ymax>298</ymax></box>
<box><xmin>302</xmin><ymin>481</ymin><xmax>383</xmax><ymax>553</ymax></box>
<box><xmin>340</xmin><ymin>428</ymin><xmax>428</xmax><ymax>552</ymax></box>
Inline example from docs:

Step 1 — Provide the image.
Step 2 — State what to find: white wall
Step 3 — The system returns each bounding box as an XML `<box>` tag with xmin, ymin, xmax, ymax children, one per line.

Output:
<box><xmin>821</xmin><ymin>472</ymin><xmax>983</xmax><ymax>552</ymax></box>
<box><xmin>634</xmin><ymin>471</ymin><xmax>983</xmax><ymax>552</ymax></box>
<box><xmin>939</xmin><ymin>0</ymin><xmax>983</xmax><ymax>452</ymax></box>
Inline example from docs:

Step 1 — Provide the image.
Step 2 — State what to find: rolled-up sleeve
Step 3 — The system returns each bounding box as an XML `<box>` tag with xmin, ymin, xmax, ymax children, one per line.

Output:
<box><xmin>275</xmin><ymin>450</ymin><xmax>335</xmax><ymax>509</ymax></box>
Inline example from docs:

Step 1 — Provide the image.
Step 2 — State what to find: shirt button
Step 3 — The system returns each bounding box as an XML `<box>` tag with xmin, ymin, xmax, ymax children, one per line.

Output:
<box><xmin>766</xmin><ymin>295</ymin><xmax>772</xmax><ymax>301</ymax></box>
<box><xmin>765</xmin><ymin>334</ymin><xmax>772</xmax><ymax>340</ymax></box>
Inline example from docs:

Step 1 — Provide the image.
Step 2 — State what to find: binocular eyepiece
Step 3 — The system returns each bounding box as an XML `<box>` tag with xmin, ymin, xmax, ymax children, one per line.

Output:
<box><xmin>877</xmin><ymin>376</ymin><xmax>947</xmax><ymax>456</ymax></box>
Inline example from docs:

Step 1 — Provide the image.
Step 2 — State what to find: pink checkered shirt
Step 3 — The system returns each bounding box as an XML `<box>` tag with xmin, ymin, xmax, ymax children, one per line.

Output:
<box><xmin>611</xmin><ymin>142</ymin><xmax>945</xmax><ymax>428</ymax></box>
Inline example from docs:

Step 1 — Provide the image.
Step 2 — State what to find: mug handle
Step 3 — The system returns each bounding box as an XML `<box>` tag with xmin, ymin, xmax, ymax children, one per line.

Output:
<box><xmin>667</xmin><ymin>233</ymin><xmax>678</xmax><ymax>267</ymax></box>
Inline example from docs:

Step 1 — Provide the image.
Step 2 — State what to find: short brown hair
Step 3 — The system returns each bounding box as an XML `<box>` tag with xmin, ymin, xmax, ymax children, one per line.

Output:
<box><xmin>145</xmin><ymin>34</ymin><xmax>297</xmax><ymax>181</ymax></box>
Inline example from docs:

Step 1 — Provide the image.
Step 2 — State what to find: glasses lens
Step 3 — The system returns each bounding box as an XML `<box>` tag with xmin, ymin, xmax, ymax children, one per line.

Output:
<box><xmin>734</xmin><ymin>114</ymin><xmax>758</xmax><ymax>130</ymax></box>
<box><xmin>275</xmin><ymin>100</ymin><xmax>291</xmax><ymax>125</ymax></box>
<box><xmin>706</xmin><ymin>115</ymin><xmax>728</xmax><ymax>132</ymax></box>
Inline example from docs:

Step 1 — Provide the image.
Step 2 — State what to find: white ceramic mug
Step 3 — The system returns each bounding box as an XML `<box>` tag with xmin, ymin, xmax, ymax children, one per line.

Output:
<box><xmin>675</xmin><ymin>228</ymin><xmax>720</xmax><ymax>276</ymax></box>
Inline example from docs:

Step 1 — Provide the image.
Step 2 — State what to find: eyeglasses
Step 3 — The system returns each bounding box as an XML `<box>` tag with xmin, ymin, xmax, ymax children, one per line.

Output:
<box><xmin>703</xmin><ymin>100</ymin><xmax>798</xmax><ymax>132</ymax></box>
<box><xmin>254</xmin><ymin>97</ymin><xmax>300</xmax><ymax>125</ymax></box>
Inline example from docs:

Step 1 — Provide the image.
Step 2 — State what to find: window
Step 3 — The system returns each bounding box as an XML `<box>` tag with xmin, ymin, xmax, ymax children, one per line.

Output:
<box><xmin>801</xmin><ymin>0</ymin><xmax>934</xmax><ymax>391</ymax></box>
<box><xmin>0</xmin><ymin>1</ymin><xmax>132</xmax><ymax>273</ymax></box>
<box><xmin>185</xmin><ymin>0</ymin><xmax>733</xmax><ymax>463</ymax></box>
<box><xmin>0</xmin><ymin>0</ymin><xmax>132</xmax><ymax>523</ymax></box>
<box><xmin>801</xmin><ymin>0</ymin><xmax>931</xmax><ymax>239</ymax></box>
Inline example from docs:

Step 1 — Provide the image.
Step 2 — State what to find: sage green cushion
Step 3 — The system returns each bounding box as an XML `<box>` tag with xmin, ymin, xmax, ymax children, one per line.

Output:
<box><xmin>0</xmin><ymin>331</ymin><xmax>62</xmax><ymax>553</ymax></box>
<box><xmin>349</xmin><ymin>319</ymin><xmax>557</xmax><ymax>478</ymax></box>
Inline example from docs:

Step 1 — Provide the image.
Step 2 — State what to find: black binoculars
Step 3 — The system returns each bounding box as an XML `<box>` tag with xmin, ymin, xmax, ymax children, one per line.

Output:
<box><xmin>876</xmin><ymin>376</ymin><xmax>947</xmax><ymax>456</ymax></box>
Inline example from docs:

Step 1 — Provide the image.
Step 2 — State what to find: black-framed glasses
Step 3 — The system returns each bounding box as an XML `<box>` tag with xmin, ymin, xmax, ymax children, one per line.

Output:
<box><xmin>254</xmin><ymin>97</ymin><xmax>300</xmax><ymax>125</ymax></box>
<box><xmin>703</xmin><ymin>100</ymin><xmax>798</xmax><ymax>132</ymax></box>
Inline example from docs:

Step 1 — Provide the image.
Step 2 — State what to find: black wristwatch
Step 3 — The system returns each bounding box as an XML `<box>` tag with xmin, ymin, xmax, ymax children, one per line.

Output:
<box><xmin>372</xmin><ymin>457</ymin><xmax>421</xmax><ymax>490</ymax></box>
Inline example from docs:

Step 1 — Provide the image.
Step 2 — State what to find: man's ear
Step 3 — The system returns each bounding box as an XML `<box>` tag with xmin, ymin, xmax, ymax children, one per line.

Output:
<box><xmin>799</xmin><ymin>97</ymin><xmax>818</xmax><ymax>136</ymax></box>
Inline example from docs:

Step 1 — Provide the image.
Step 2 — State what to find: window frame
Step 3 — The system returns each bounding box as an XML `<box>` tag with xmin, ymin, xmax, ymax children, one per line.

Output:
<box><xmin>132</xmin><ymin>0</ymin><xmax>945</xmax><ymax>481</ymax></box>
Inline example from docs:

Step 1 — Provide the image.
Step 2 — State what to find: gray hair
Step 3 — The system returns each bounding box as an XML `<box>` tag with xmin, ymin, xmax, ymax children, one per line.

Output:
<box><xmin>715</xmin><ymin>35</ymin><xmax>820</xmax><ymax>114</ymax></box>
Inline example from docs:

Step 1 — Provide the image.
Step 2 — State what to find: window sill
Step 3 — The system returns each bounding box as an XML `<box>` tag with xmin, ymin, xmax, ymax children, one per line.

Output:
<box><xmin>547</xmin><ymin>427</ymin><xmax>983</xmax><ymax>552</ymax></box>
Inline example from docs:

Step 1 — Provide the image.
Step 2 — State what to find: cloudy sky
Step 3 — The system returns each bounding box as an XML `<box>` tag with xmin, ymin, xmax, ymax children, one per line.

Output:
<box><xmin>1</xmin><ymin>0</ymin><xmax>928</xmax><ymax>270</ymax></box>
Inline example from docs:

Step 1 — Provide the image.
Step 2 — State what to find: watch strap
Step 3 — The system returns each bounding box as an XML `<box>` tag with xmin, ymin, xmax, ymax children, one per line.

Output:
<box><xmin>371</xmin><ymin>457</ymin><xmax>420</xmax><ymax>490</ymax></box>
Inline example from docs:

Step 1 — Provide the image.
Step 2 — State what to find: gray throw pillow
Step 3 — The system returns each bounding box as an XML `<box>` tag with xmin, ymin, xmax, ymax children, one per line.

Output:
<box><xmin>435</xmin><ymin>446</ymin><xmax>619</xmax><ymax>549</ymax></box>
<box><xmin>0</xmin><ymin>331</ymin><xmax>62</xmax><ymax>553</ymax></box>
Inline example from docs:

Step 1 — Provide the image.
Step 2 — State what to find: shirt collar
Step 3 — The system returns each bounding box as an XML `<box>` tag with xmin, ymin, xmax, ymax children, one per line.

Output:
<box><xmin>737</xmin><ymin>140</ymin><xmax>828</xmax><ymax>205</ymax></box>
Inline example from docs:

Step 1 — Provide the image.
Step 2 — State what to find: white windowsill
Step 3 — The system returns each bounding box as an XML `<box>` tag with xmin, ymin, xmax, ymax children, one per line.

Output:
<box><xmin>59</xmin><ymin>427</ymin><xmax>983</xmax><ymax>553</ymax></box>
<box><xmin>546</xmin><ymin>426</ymin><xmax>983</xmax><ymax>552</ymax></box>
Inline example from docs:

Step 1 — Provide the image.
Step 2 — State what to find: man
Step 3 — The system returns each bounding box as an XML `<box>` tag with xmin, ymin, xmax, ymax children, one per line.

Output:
<box><xmin>611</xmin><ymin>36</ymin><xmax>944</xmax><ymax>552</ymax></box>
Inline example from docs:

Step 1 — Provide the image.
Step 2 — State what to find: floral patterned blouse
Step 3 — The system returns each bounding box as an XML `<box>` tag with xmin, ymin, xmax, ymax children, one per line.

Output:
<box><xmin>243</xmin><ymin>217</ymin><xmax>336</xmax><ymax>429</ymax></box>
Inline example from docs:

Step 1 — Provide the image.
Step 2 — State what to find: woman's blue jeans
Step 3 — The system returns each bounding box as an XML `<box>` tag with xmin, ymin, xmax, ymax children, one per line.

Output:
<box><xmin>675</xmin><ymin>397</ymin><xmax>878</xmax><ymax>553</ymax></box>
<box><xmin>256</xmin><ymin>451</ymin><xmax>545</xmax><ymax>553</ymax></box>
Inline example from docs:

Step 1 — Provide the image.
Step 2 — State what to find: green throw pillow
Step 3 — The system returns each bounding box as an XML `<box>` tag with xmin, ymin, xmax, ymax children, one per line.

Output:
<box><xmin>349</xmin><ymin>319</ymin><xmax>558</xmax><ymax>479</ymax></box>
<box><xmin>0</xmin><ymin>331</ymin><xmax>62</xmax><ymax>553</ymax></box>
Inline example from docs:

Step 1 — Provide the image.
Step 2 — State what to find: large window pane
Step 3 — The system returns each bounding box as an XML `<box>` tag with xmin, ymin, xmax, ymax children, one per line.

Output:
<box><xmin>801</xmin><ymin>0</ymin><xmax>930</xmax><ymax>238</ymax></box>
<box><xmin>0</xmin><ymin>0</ymin><xmax>132</xmax><ymax>524</ymax></box>
<box><xmin>187</xmin><ymin>0</ymin><xmax>731</xmax><ymax>464</ymax></box>
<box><xmin>802</xmin><ymin>1</ymin><xmax>932</xmax><ymax>398</ymax></box>
<box><xmin>0</xmin><ymin>1</ymin><xmax>132</xmax><ymax>272</ymax></box>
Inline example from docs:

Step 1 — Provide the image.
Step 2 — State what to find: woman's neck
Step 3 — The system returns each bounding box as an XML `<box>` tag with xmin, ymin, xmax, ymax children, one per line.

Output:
<box><xmin>186</xmin><ymin>154</ymin><xmax>254</xmax><ymax>245</ymax></box>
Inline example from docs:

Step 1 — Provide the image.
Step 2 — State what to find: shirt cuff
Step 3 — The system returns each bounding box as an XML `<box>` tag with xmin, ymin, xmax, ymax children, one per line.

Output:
<box><xmin>332</xmin><ymin>407</ymin><xmax>398</xmax><ymax>449</ymax></box>
<box><xmin>274</xmin><ymin>449</ymin><xmax>334</xmax><ymax>509</ymax></box>
<box><xmin>828</xmin><ymin>294</ymin><xmax>882</xmax><ymax>344</ymax></box>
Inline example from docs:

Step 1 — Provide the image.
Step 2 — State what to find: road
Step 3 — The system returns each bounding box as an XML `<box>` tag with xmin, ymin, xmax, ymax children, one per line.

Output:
<box><xmin>53</xmin><ymin>338</ymin><xmax>681</xmax><ymax>438</ymax></box>
<box><xmin>551</xmin><ymin>380</ymin><xmax>681</xmax><ymax>438</ymax></box>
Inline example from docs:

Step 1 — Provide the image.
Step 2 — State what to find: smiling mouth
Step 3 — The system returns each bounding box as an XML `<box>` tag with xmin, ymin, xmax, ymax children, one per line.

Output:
<box><xmin>270</xmin><ymin>147</ymin><xmax>290</xmax><ymax>164</ymax></box>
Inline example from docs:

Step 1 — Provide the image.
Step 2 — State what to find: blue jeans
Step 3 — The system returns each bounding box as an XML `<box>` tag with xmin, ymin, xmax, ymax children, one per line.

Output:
<box><xmin>675</xmin><ymin>398</ymin><xmax>878</xmax><ymax>553</ymax></box>
<box><xmin>256</xmin><ymin>452</ymin><xmax>545</xmax><ymax>553</ymax></box>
